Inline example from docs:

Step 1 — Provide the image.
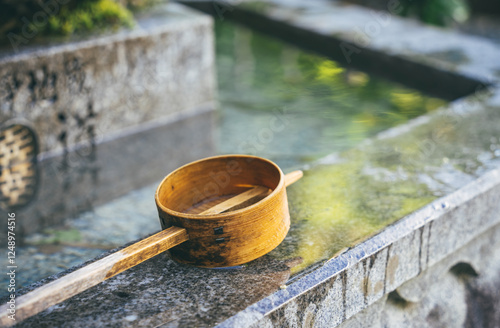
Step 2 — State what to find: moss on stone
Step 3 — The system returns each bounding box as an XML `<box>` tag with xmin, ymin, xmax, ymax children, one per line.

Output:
<box><xmin>270</xmin><ymin>99</ymin><xmax>500</xmax><ymax>274</ymax></box>
<box><xmin>281</xmin><ymin>150</ymin><xmax>437</xmax><ymax>273</ymax></box>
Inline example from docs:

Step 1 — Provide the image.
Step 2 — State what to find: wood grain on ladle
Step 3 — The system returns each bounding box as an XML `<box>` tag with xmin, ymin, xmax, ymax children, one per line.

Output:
<box><xmin>200</xmin><ymin>169</ymin><xmax>303</xmax><ymax>215</ymax></box>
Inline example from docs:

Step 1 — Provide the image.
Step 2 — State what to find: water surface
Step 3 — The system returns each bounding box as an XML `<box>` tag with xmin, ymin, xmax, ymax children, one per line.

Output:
<box><xmin>215</xmin><ymin>21</ymin><xmax>446</xmax><ymax>168</ymax></box>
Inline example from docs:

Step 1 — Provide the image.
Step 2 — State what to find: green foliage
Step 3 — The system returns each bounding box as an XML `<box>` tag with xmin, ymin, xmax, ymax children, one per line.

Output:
<box><xmin>400</xmin><ymin>0</ymin><xmax>470</xmax><ymax>26</ymax></box>
<box><xmin>47</xmin><ymin>0</ymin><xmax>134</xmax><ymax>36</ymax></box>
<box><xmin>0</xmin><ymin>0</ymin><xmax>162</xmax><ymax>42</ymax></box>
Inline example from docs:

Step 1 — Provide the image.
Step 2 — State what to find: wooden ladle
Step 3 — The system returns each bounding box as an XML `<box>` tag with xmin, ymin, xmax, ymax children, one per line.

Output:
<box><xmin>0</xmin><ymin>155</ymin><xmax>302</xmax><ymax>325</ymax></box>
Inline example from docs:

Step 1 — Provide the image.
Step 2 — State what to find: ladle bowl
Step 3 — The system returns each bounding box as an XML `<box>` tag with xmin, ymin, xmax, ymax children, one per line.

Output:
<box><xmin>155</xmin><ymin>155</ymin><xmax>293</xmax><ymax>267</ymax></box>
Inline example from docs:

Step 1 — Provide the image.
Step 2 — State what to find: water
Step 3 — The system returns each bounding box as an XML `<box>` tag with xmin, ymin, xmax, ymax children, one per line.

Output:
<box><xmin>0</xmin><ymin>21</ymin><xmax>450</xmax><ymax>297</ymax></box>
<box><xmin>215</xmin><ymin>21</ymin><xmax>446</xmax><ymax>169</ymax></box>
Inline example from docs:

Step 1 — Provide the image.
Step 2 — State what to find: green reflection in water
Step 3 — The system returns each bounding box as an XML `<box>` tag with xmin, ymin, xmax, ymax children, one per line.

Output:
<box><xmin>215</xmin><ymin>21</ymin><xmax>446</xmax><ymax>169</ymax></box>
<box><xmin>274</xmin><ymin>99</ymin><xmax>500</xmax><ymax>273</ymax></box>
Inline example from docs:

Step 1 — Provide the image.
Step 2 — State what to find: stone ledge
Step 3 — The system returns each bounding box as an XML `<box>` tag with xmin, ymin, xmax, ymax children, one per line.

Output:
<box><xmin>335</xmin><ymin>221</ymin><xmax>500</xmax><ymax>327</ymax></box>
<box><xmin>219</xmin><ymin>158</ymin><xmax>500</xmax><ymax>327</ymax></box>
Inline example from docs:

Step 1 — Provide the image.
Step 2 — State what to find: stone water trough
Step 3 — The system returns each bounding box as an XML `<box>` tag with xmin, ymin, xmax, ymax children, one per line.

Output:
<box><xmin>1</xmin><ymin>0</ymin><xmax>500</xmax><ymax>327</ymax></box>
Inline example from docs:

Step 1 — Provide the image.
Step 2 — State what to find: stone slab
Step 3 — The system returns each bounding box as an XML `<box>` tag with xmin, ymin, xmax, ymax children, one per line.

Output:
<box><xmin>336</xmin><ymin>219</ymin><xmax>500</xmax><ymax>328</ymax></box>
<box><xmin>9</xmin><ymin>251</ymin><xmax>296</xmax><ymax>327</ymax></box>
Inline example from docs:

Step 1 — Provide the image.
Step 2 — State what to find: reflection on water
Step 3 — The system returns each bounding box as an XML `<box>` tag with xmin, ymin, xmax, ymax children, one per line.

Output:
<box><xmin>215</xmin><ymin>21</ymin><xmax>446</xmax><ymax>168</ymax></box>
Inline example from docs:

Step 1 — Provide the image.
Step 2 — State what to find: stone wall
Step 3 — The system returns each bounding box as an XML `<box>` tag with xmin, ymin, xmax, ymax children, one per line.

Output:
<box><xmin>0</xmin><ymin>3</ymin><xmax>215</xmax><ymax>154</ymax></box>
<box><xmin>338</xmin><ymin>227</ymin><xmax>500</xmax><ymax>328</ymax></box>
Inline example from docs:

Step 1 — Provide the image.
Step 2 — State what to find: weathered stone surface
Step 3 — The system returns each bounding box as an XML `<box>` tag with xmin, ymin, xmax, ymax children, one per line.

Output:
<box><xmin>227</xmin><ymin>166</ymin><xmax>500</xmax><ymax>328</ymax></box>
<box><xmin>0</xmin><ymin>3</ymin><xmax>215</xmax><ymax>154</ymax></box>
<box><xmin>337</xmin><ymin>220</ymin><xmax>500</xmax><ymax>328</ymax></box>
<box><xmin>10</xmin><ymin>253</ymin><xmax>296</xmax><ymax>328</ymax></box>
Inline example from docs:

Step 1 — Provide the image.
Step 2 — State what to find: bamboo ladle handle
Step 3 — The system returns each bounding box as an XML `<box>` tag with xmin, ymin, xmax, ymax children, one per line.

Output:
<box><xmin>283</xmin><ymin>170</ymin><xmax>303</xmax><ymax>187</ymax></box>
<box><xmin>0</xmin><ymin>226</ymin><xmax>188</xmax><ymax>326</ymax></box>
<box><xmin>0</xmin><ymin>171</ymin><xmax>303</xmax><ymax>326</ymax></box>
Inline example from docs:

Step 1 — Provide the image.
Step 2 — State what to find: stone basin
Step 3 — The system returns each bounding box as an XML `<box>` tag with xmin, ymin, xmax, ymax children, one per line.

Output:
<box><xmin>2</xmin><ymin>0</ymin><xmax>500</xmax><ymax>327</ymax></box>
